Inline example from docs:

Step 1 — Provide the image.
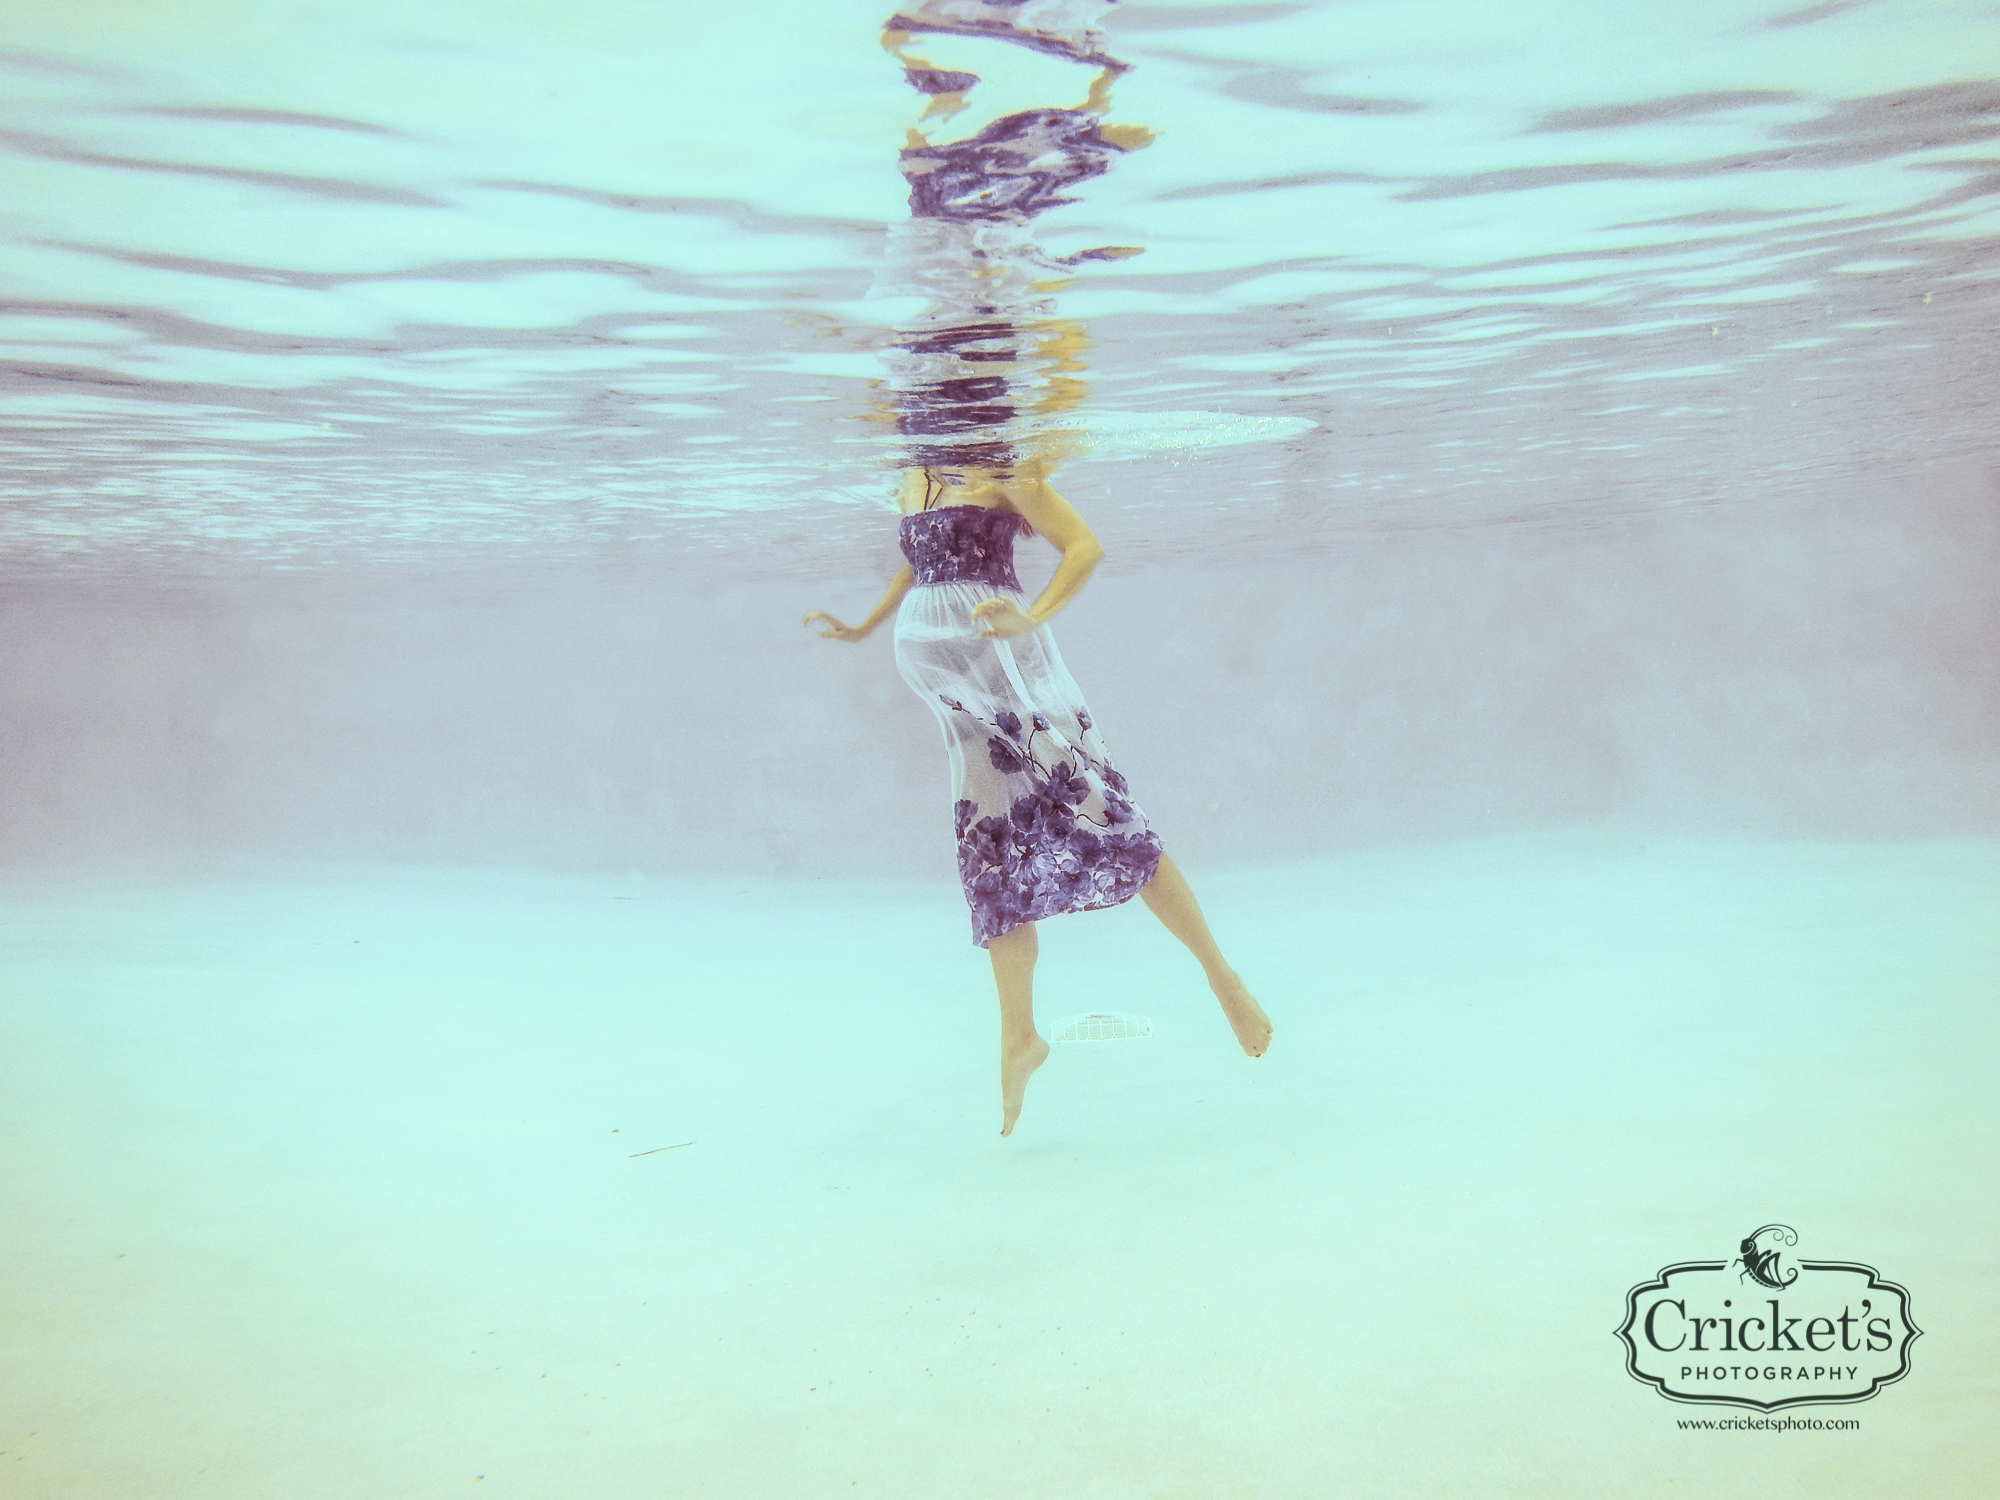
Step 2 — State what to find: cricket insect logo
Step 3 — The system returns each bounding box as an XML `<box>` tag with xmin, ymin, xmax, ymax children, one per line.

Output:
<box><xmin>1618</xmin><ymin>1223</ymin><xmax>1919</xmax><ymax>1410</ymax></box>
<box><xmin>1734</xmin><ymin>1224</ymin><xmax>1801</xmax><ymax>1291</ymax></box>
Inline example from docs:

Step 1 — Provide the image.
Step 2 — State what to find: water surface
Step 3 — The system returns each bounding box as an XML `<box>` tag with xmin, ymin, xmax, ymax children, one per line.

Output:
<box><xmin>3</xmin><ymin>0</ymin><xmax>1994</xmax><ymax>579</ymax></box>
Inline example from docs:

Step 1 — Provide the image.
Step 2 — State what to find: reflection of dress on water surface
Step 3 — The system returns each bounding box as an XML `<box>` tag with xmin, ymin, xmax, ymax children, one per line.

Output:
<box><xmin>894</xmin><ymin>502</ymin><xmax>1164</xmax><ymax>947</ymax></box>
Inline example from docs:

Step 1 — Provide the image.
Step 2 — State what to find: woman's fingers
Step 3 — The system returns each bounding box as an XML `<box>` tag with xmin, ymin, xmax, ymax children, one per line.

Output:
<box><xmin>803</xmin><ymin>610</ymin><xmax>865</xmax><ymax>640</ymax></box>
<box><xmin>971</xmin><ymin>598</ymin><xmax>1032</xmax><ymax>639</ymax></box>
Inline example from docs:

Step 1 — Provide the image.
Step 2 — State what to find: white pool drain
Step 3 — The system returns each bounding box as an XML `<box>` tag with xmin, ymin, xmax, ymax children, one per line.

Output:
<box><xmin>1051</xmin><ymin>1012</ymin><xmax>1153</xmax><ymax>1043</ymax></box>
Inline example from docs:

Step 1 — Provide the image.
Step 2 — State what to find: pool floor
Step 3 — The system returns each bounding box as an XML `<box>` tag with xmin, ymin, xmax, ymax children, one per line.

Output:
<box><xmin>3</xmin><ymin>831</ymin><xmax>1993</xmax><ymax>1497</ymax></box>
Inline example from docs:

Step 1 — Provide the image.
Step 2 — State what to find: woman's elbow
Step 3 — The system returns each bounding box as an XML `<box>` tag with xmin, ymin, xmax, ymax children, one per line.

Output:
<box><xmin>1071</xmin><ymin>538</ymin><xmax>1106</xmax><ymax>566</ymax></box>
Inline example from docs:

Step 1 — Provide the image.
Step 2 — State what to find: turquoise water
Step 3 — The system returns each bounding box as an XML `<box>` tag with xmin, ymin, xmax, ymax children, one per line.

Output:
<box><xmin>2</xmin><ymin>0</ymin><xmax>1994</xmax><ymax>575</ymax></box>
<box><xmin>3</xmin><ymin>4</ymin><xmax>1998</xmax><ymax>1496</ymax></box>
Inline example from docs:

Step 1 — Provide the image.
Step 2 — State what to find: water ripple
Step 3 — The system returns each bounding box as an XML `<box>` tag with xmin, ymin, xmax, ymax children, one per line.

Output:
<box><xmin>0</xmin><ymin>0</ymin><xmax>1993</xmax><ymax>581</ymax></box>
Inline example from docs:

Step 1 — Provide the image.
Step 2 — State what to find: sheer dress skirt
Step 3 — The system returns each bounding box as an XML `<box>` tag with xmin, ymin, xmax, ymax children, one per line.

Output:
<box><xmin>894</xmin><ymin>580</ymin><xmax>1164</xmax><ymax>948</ymax></box>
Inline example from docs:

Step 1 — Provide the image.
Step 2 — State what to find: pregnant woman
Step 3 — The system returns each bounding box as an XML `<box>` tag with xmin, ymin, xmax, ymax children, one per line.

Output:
<box><xmin>804</xmin><ymin>465</ymin><xmax>1272</xmax><ymax>1135</ymax></box>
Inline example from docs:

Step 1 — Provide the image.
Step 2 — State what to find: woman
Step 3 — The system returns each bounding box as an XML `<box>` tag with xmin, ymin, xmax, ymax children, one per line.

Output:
<box><xmin>804</xmin><ymin>465</ymin><xmax>1272</xmax><ymax>1135</ymax></box>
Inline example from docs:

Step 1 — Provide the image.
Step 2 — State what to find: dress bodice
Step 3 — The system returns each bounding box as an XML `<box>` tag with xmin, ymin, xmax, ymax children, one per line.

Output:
<box><xmin>900</xmin><ymin>504</ymin><xmax>1027</xmax><ymax>590</ymax></box>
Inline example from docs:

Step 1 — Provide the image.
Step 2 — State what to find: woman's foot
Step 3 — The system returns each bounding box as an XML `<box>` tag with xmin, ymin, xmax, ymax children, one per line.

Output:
<box><xmin>1211</xmin><ymin>971</ymin><xmax>1272</xmax><ymax>1057</ymax></box>
<box><xmin>1000</xmin><ymin>1033</ymin><xmax>1051</xmax><ymax>1136</ymax></box>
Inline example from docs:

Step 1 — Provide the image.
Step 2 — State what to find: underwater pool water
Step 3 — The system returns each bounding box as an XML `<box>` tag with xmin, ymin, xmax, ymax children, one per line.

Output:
<box><xmin>2</xmin><ymin>2</ymin><xmax>1997</xmax><ymax>1497</ymax></box>
<box><xmin>1</xmin><ymin>0</ymin><xmax>1994</xmax><ymax>575</ymax></box>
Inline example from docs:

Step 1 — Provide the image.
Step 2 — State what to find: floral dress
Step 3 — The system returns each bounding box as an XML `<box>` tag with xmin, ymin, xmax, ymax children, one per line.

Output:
<box><xmin>893</xmin><ymin>503</ymin><xmax>1165</xmax><ymax>947</ymax></box>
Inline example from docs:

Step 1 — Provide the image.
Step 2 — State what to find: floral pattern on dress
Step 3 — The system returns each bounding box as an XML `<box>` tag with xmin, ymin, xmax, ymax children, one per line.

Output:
<box><xmin>893</xmin><ymin>493</ymin><xmax>1164</xmax><ymax>948</ymax></box>
<box><xmin>899</xmin><ymin>506</ymin><xmax>1027</xmax><ymax>590</ymax></box>
<box><xmin>942</xmin><ymin>698</ymin><xmax>1163</xmax><ymax>947</ymax></box>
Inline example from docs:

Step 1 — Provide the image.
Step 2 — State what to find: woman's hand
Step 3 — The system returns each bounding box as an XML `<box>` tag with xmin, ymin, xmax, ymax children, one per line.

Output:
<box><xmin>805</xmin><ymin>567</ymin><xmax>915</xmax><ymax>644</ymax></box>
<box><xmin>971</xmin><ymin>598</ymin><xmax>1038</xmax><ymax>640</ymax></box>
<box><xmin>803</xmin><ymin>610</ymin><xmax>870</xmax><ymax>643</ymax></box>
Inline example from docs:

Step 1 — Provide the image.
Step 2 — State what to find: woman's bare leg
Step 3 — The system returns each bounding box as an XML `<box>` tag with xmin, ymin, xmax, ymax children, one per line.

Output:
<box><xmin>989</xmin><ymin>922</ymin><xmax>1050</xmax><ymax>1136</ymax></box>
<box><xmin>1138</xmin><ymin>854</ymin><xmax>1273</xmax><ymax>1056</ymax></box>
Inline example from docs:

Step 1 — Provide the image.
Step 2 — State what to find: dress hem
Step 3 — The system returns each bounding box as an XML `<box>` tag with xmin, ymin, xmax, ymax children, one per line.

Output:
<box><xmin>967</xmin><ymin>835</ymin><xmax>1165</xmax><ymax>949</ymax></box>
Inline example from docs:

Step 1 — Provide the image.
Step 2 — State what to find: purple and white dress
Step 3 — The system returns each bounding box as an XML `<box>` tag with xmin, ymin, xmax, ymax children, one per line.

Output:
<box><xmin>893</xmin><ymin>503</ymin><xmax>1165</xmax><ymax>948</ymax></box>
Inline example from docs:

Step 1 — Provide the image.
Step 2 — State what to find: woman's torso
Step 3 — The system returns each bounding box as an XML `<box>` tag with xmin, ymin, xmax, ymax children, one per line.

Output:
<box><xmin>899</xmin><ymin>503</ymin><xmax>1027</xmax><ymax>592</ymax></box>
<box><xmin>897</xmin><ymin>467</ymin><xmax>1030</xmax><ymax>593</ymax></box>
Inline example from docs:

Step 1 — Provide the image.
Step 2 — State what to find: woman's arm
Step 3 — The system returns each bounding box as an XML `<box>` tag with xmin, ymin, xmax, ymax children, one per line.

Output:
<box><xmin>803</xmin><ymin>564</ymin><xmax>916</xmax><ymax>642</ymax></box>
<box><xmin>972</xmin><ymin>479</ymin><xmax>1105</xmax><ymax>639</ymax></box>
